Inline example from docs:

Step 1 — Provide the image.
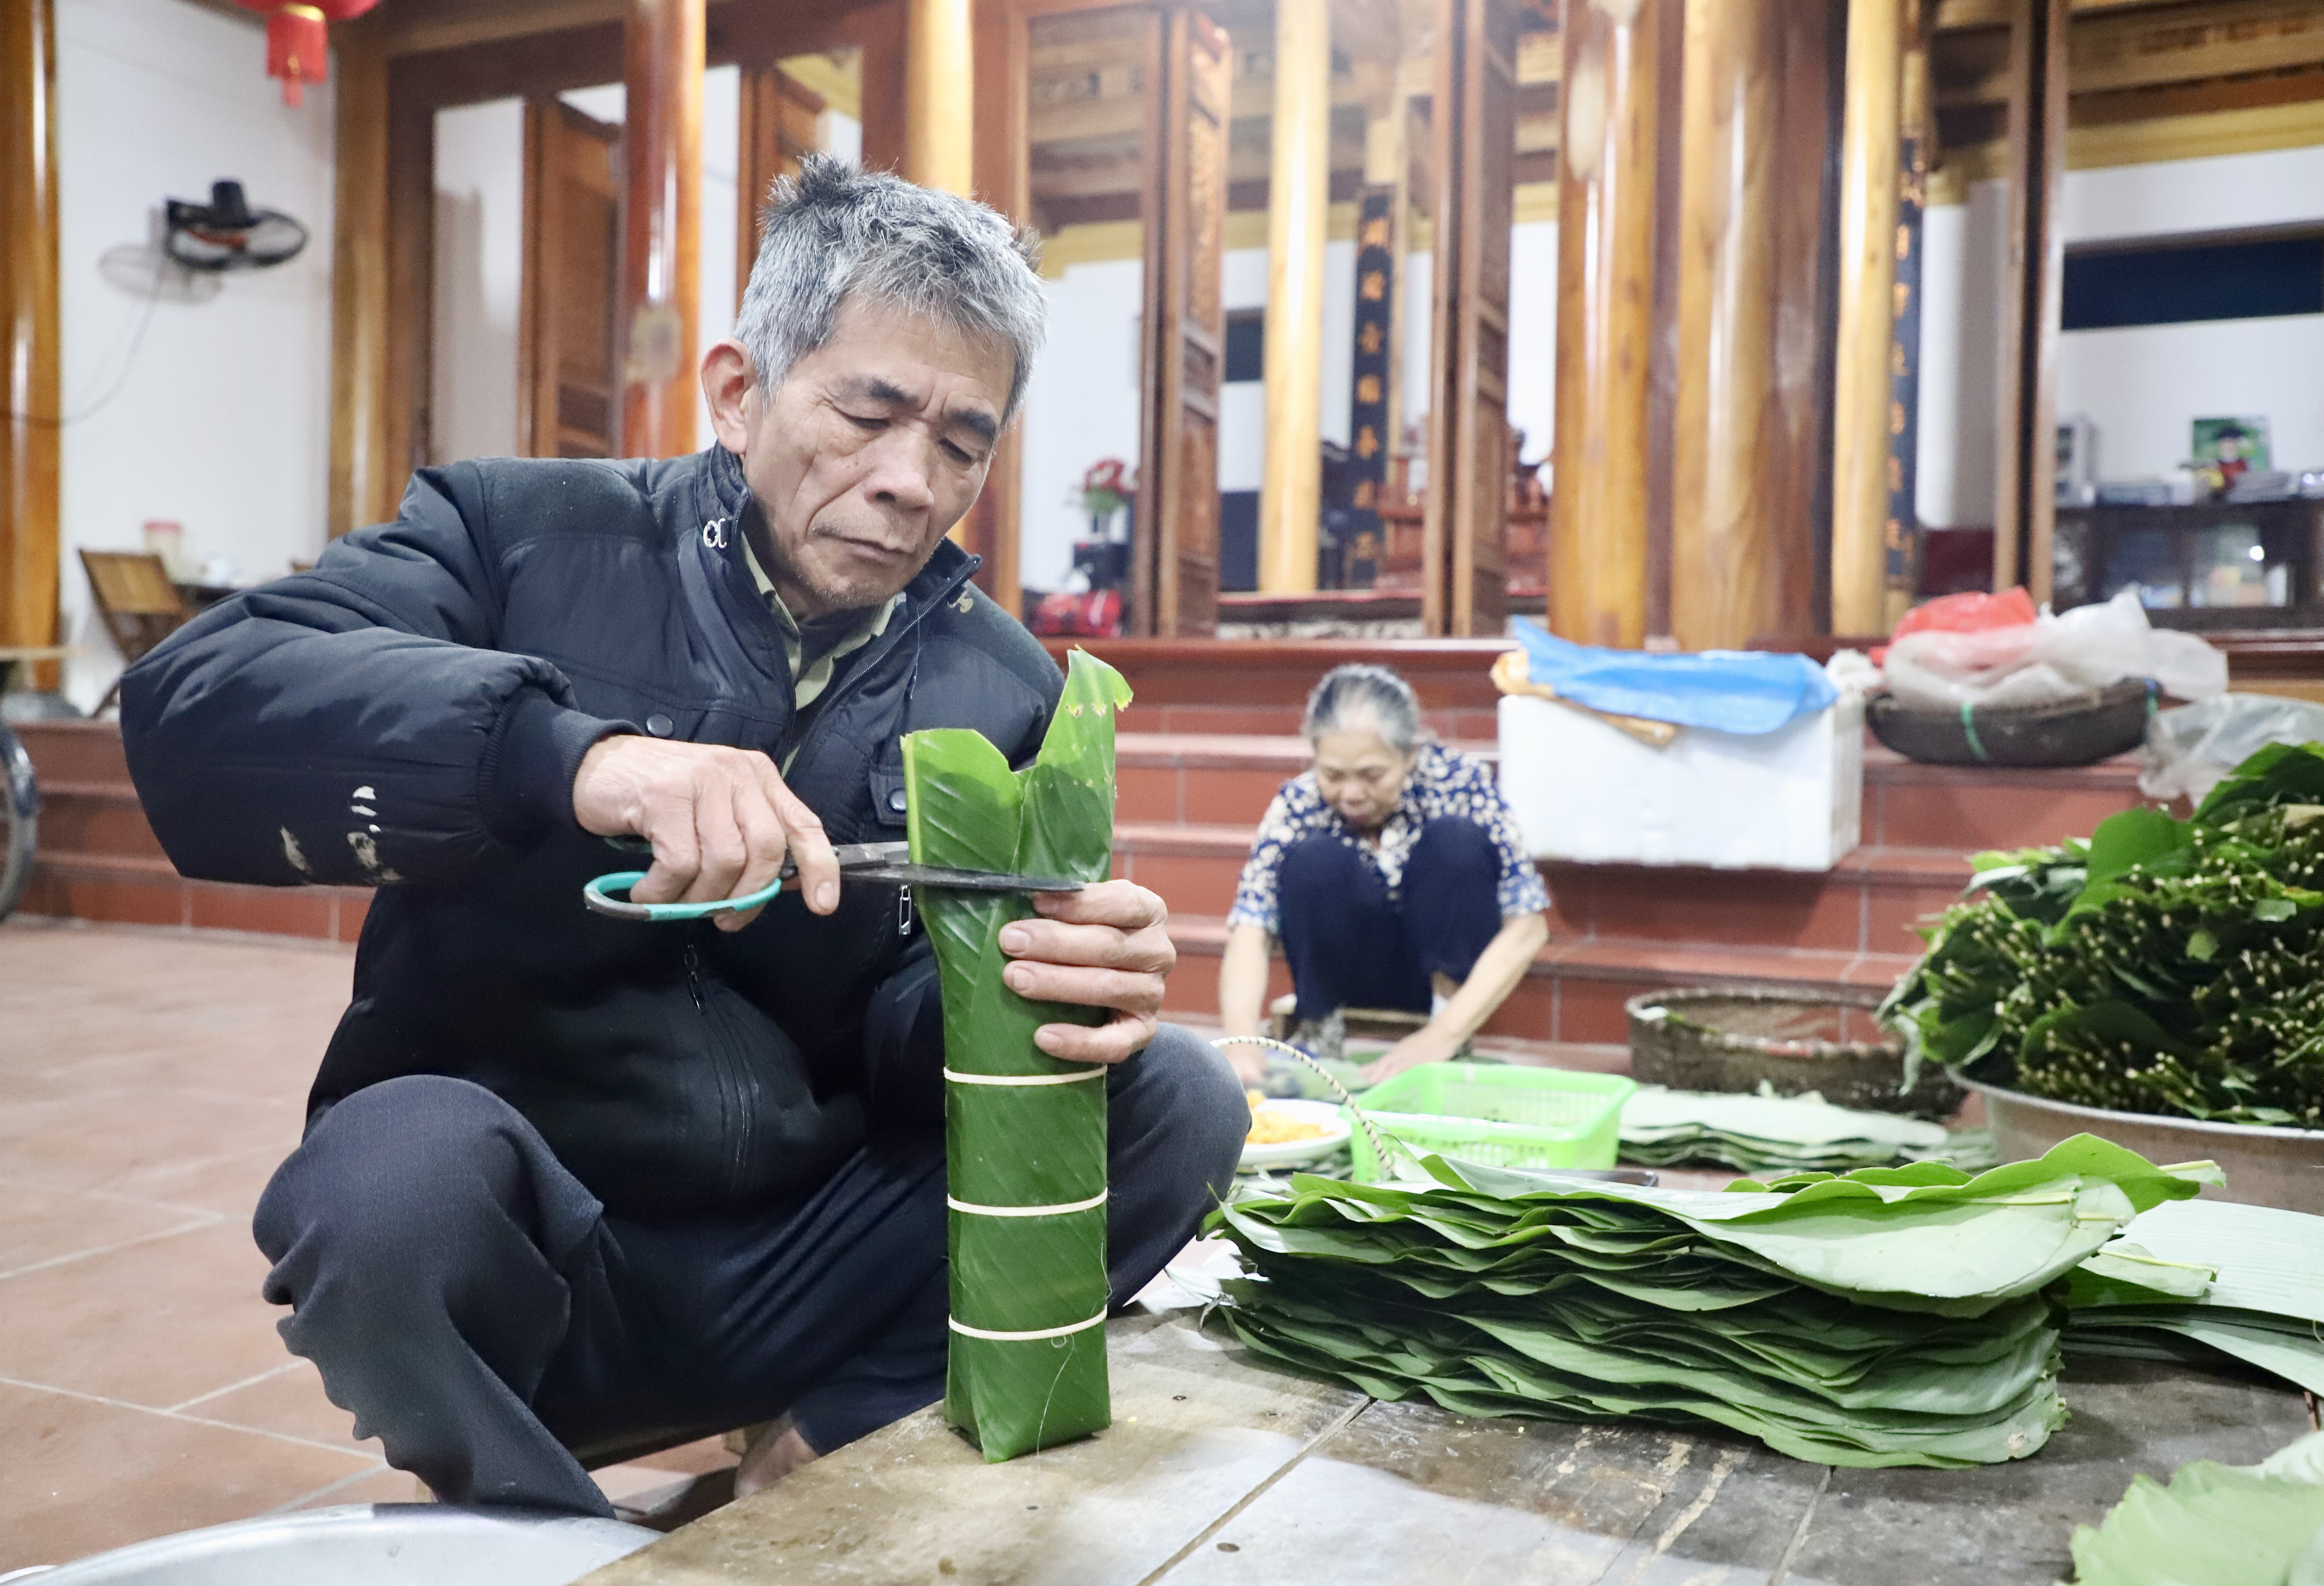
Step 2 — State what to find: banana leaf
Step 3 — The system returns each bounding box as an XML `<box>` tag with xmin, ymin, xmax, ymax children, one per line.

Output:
<box><xmin>2067</xmin><ymin>1428</ymin><xmax>2324</xmax><ymax>1586</ymax></box>
<box><xmin>1207</xmin><ymin>1136</ymin><xmax>2208</xmax><ymax>1468</ymax></box>
<box><xmin>2065</xmin><ymin>1197</ymin><xmax>2324</xmax><ymax>1397</ymax></box>
<box><xmin>1617</xmin><ymin>1085</ymin><xmax>1962</xmax><ymax>1174</ymax></box>
<box><xmin>904</xmin><ymin>648</ymin><xmax>1133</xmax><ymax>1462</ymax></box>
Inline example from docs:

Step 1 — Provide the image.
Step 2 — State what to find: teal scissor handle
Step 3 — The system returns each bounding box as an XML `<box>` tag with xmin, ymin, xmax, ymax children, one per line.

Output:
<box><xmin>583</xmin><ymin>870</ymin><xmax>787</xmax><ymax>922</ymax></box>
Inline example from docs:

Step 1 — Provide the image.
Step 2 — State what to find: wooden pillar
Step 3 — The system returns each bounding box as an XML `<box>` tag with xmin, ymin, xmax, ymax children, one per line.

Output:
<box><xmin>620</xmin><ymin>0</ymin><xmax>704</xmax><ymax>459</ymax></box>
<box><xmin>329</xmin><ymin>23</ymin><xmax>394</xmax><ymax>535</ymax></box>
<box><xmin>1683</xmin><ymin>0</ymin><xmax>1803</xmax><ymax>646</ymax></box>
<box><xmin>1830</xmin><ymin>0</ymin><xmax>1902</xmax><ymax>634</ymax></box>
<box><xmin>1</xmin><ymin>0</ymin><xmax>61</xmax><ymax>686</ymax></box>
<box><xmin>961</xmin><ymin>0</ymin><xmax>1029</xmax><ymax>613</ymax></box>
<box><xmin>904</xmin><ymin>0</ymin><xmax>973</xmax><ymax>195</ymax></box>
<box><xmin>1994</xmin><ymin>0</ymin><xmax>2067</xmax><ymax>602</ymax></box>
<box><xmin>1257</xmin><ymin>0</ymin><xmax>1330</xmax><ymax>595</ymax></box>
<box><xmin>1550</xmin><ymin>0</ymin><xmax>1661</xmax><ymax>649</ymax></box>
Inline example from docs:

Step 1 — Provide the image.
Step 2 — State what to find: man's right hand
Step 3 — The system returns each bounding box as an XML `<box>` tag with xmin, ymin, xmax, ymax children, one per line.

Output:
<box><xmin>572</xmin><ymin>737</ymin><xmax>840</xmax><ymax>931</ymax></box>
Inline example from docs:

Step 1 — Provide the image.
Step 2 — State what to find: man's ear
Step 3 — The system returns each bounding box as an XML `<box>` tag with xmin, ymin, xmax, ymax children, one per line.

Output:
<box><xmin>702</xmin><ymin>340</ymin><xmax>759</xmax><ymax>454</ymax></box>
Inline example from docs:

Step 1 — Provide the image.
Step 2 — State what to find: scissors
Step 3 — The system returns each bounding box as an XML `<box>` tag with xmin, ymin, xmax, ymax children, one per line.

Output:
<box><xmin>583</xmin><ymin>839</ymin><xmax>1084</xmax><ymax>923</ymax></box>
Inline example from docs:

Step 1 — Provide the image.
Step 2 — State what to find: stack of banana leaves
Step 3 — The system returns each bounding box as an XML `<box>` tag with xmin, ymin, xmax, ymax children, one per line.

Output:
<box><xmin>2066</xmin><ymin>1196</ymin><xmax>2324</xmax><ymax>1396</ymax></box>
<box><xmin>1207</xmin><ymin>1135</ymin><xmax>2210</xmax><ymax>1468</ymax></box>
<box><xmin>2066</xmin><ymin>1428</ymin><xmax>2324</xmax><ymax>1586</ymax></box>
<box><xmin>1617</xmin><ymin>1085</ymin><xmax>1993</xmax><ymax>1175</ymax></box>
<box><xmin>1881</xmin><ymin>742</ymin><xmax>2324</xmax><ymax>1127</ymax></box>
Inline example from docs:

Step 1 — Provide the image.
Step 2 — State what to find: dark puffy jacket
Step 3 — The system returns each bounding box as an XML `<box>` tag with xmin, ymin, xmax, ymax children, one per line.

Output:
<box><xmin>121</xmin><ymin>445</ymin><xmax>1062</xmax><ymax>1218</ymax></box>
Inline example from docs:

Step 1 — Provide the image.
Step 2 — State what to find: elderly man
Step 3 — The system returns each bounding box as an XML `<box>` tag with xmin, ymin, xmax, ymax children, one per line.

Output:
<box><xmin>119</xmin><ymin>158</ymin><xmax>1246</xmax><ymax>1516</ymax></box>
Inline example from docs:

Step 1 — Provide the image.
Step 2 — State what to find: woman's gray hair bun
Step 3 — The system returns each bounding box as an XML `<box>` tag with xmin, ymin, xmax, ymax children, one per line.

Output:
<box><xmin>1302</xmin><ymin>664</ymin><xmax>1430</xmax><ymax>755</ymax></box>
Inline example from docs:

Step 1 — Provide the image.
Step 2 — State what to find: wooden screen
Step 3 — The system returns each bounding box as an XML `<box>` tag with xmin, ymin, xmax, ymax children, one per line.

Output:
<box><xmin>1422</xmin><ymin>0</ymin><xmax>1517</xmax><ymax>637</ymax></box>
<box><xmin>737</xmin><ymin>65</ymin><xmax>824</xmax><ymax>305</ymax></box>
<box><xmin>1132</xmin><ymin>8</ymin><xmax>1229</xmax><ymax>637</ymax></box>
<box><xmin>519</xmin><ymin>98</ymin><xmax>622</xmax><ymax>458</ymax></box>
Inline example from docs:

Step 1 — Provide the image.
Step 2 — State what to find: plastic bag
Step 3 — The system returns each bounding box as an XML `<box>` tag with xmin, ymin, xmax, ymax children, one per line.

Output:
<box><xmin>1510</xmin><ymin>619</ymin><xmax>1837</xmax><ymax>734</ymax></box>
<box><xmin>1890</xmin><ymin>587</ymin><xmax>2040</xmax><ymax>642</ymax></box>
<box><xmin>1884</xmin><ymin>589</ymin><xmax>2227</xmax><ymax>712</ymax></box>
<box><xmin>2141</xmin><ymin>693</ymin><xmax>2324</xmax><ymax>805</ymax></box>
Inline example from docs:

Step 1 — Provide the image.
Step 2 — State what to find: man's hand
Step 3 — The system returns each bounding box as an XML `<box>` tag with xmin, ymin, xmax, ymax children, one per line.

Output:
<box><xmin>572</xmin><ymin>736</ymin><xmax>840</xmax><ymax>931</ymax></box>
<box><xmin>997</xmin><ymin>880</ymin><xmax>1174</xmax><ymax>1064</ymax></box>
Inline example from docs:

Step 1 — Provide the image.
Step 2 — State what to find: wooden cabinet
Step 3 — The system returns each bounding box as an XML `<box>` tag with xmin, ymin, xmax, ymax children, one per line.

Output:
<box><xmin>2055</xmin><ymin>500</ymin><xmax>2324</xmax><ymax>627</ymax></box>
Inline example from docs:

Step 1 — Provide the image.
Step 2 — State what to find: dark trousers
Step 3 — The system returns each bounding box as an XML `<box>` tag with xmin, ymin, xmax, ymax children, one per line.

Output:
<box><xmin>1278</xmin><ymin>816</ymin><xmax>1505</xmax><ymax>1024</ymax></box>
<box><xmin>252</xmin><ymin>1024</ymin><xmax>1246</xmax><ymax>1517</ymax></box>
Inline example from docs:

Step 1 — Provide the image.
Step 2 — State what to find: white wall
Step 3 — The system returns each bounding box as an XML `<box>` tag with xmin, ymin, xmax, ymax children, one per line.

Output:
<box><xmin>1017</xmin><ymin>255</ymin><xmax>1146</xmax><ymax>591</ymax></box>
<box><xmin>1917</xmin><ymin>144</ymin><xmax>2324</xmax><ymax>525</ymax></box>
<box><xmin>54</xmin><ymin>0</ymin><xmax>336</xmax><ymax>712</ymax></box>
<box><xmin>432</xmin><ymin>100</ymin><xmax>524</xmax><ymax>464</ymax></box>
<box><xmin>430</xmin><ymin>66</ymin><xmax>743</xmax><ymax>468</ymax></box>
<box><xmin>1507</xmin><ymin>220</ymin><xmax>1557</xmax><ymax>468</ymax></box>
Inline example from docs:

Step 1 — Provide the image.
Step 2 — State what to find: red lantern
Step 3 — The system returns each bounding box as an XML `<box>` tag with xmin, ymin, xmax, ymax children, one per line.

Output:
<box><xmin>232</xmin><ymin>0</ymin><xmax>383</xmax><ymax>107</ymax></box>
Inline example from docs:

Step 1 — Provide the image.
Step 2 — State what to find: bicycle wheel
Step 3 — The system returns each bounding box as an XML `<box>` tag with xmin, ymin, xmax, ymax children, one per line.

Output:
<box><xmin>0</xmin><ymin>721</ymin><xmax>38</xmax><ymax>923</ymax></box>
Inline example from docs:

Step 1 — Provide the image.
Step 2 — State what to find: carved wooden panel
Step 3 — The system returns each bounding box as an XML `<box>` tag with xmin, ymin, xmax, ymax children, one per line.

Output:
<box><xmin>520</xmin><ymin>97</ymin><xmax>622</xmax><ymax>459</ymax></box>
<box><xmin>1424</xmin><ymin>0</ymin><xmax>1518</xmax><ymax>636</ymax></box>
<box><xmin>1135</xmin><ymin>6</ymin><xmax>1229</xmax><ymax>637</ymax></box>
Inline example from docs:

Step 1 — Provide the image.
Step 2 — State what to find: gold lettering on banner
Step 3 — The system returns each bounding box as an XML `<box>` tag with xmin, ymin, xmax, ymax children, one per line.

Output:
<box><xmin>1360</xmin><ymin>269</ymin><xmax>1387</xmax><ymax>301</ymax></box>
<box><xmin>1361</xmin><ymin>216</ymin><xmax>1391</xmax><ymax>249</ymax></box>
<box><xmin>1356</xmin><ymin>373</ymin><xmax>1383</xmax><ymax>404</ymax></box>
<box><xmin>1890</xmin><ymin>400</ymin><xmax>1907</xmax><ymax>437</ymax></box>
<box><xmin>1358</xmin><ymin>321</ymin><xmax>1384</xmax><ymax>355</ymax></box>
<box><xmin>1355</xmin><ymin>426</ymin><xmax>1381</xmax><ymax>459</ymax></box>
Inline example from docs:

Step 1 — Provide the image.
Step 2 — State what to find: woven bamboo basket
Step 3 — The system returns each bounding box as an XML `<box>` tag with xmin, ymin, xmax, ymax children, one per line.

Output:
<box><xmin>1625</xmin><ymin>984</ymin><xmax>1961</xmax><ymax>1119</ymax></box>
<box><xmin>1866</xmin><ymin>678</ymin><xmax>2156</xmax><ymax>768</ymax></box>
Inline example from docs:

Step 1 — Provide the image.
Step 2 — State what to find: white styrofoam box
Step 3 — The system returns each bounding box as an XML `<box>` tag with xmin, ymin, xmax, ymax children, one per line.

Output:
<box><xmin>1497</xmin><ymin>693</ymin><xmax>1865</xmax><ymax>871</ymax></box>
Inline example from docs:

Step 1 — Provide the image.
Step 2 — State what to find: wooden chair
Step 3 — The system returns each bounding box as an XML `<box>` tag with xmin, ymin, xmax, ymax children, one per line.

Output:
<box><xmin>79</xmin><ymin>550</ymin><xmax>191</xmax><ymax>714</ymax></box>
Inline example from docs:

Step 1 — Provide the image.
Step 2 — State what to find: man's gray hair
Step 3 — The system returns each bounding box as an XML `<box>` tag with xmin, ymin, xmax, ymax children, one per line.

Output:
<box><xmin>1303</xmin><ymin>664</ymin><xmax>1431</xmax><ymax>756</ymax></box>
<box><xmin>735</xmin><ymin>156</ymin><xmax>1048</xmax><ymax>424</ymax></box>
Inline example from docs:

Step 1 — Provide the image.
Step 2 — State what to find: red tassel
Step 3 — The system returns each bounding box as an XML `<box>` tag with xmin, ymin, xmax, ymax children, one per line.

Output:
<box><xmin>265</xmin><ymin>5</ymin><xmax>328</xmax><ymax>106</ymax></box>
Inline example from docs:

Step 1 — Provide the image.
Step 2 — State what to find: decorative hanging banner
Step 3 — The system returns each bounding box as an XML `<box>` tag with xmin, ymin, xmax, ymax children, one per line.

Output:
<box><xmin>903</xmin><ymin>649</ymin><xmax>1132</xmax><ymax>1462</ymax></box>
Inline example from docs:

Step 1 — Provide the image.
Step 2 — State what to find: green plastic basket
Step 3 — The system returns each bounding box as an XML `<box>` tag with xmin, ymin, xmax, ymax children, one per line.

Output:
<box><xmin>1346</xmin><ymin>1063</ymin><xmax>1635</xmax><ymax>1181</ymax></box>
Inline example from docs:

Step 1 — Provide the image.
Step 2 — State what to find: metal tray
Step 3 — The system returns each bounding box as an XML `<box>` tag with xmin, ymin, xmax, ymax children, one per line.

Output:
<box><xmin>1954</xmin><ymin>1070</ymin><xmax>2324</xmax><ymax>1214</ymax></box>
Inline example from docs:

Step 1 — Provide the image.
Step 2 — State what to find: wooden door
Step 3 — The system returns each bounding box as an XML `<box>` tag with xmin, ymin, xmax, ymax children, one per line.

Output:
<box><xmin>1421</xmin><ymin>0</ymin><xmax>1517</xmax><ymax>637</ymax></box>
<box><xmin>1132</xmin><ymin>7</ymin><xmax>1229</xmax><ymax>637</ymax></box>
<box><xmin>737</xmin><ymin>65</ymin><xmax>824</xmax><ymax>303</ymax></box>
<box><xmin>519</xmin><ymin>98</ymin><xmax>622</xmax><ymax>458</ymax></box>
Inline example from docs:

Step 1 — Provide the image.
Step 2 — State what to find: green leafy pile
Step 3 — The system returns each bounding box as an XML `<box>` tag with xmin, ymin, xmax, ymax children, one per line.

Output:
<box><xmin>1882</xmin><ymin>743</ymin><xmax>2324</xmax><ymax>1128</ymax></box>
<box><xmin>1207</xmin><ymin>1135</ymin><xmax>2205</xmax><ymax>1468</ymax></box>
<box><xmin>1618</xmin><ymin>1084</ymin><xmax>1983</xmax><ymax>1175</ymax></box>
<box><xmin>2067</xmin><ymin>1429</ymin><xmax>2324</xmax><ymax>1586</ymax></box>
<box><xmin>2066</xmin><ymin>1196</ymin><xmax>2324</xmax><ymax>1397</ymax></box>
<box><xmin>904</xmin><ymin>648</ymin><xmax>1133</xmax><ymax>1462</ymax></box>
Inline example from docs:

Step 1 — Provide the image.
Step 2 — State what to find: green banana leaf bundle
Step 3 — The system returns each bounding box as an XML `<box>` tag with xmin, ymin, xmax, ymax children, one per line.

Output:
<box><xmin>2065</xmin><ymin>1197</ymin><xmax>2324</xmax><ymax>1397</ymax></box>
<box><xmin>1207</xmin><ymin>1134</ymin><xmax>2206</xmax><ymax>1468</ymax></box>
<box><xmin>1881</xmin><ymin>742</ymin><xmax>2324</xmax><ymax>1128</ymax></box>
<box><xmin>2067</xmin><ymin>1428</ymin><xmax>2324</xmax><ymax>1586</ymax></box>
<box><xmin>1617</xmin><ymin>1084</ymin><xmax>1977</xmax><ymax>1174</ymax></box>
<box><xmin>903</xmin><ymin>648</ymin><xmax>1133</xmax><ymax>1462</ymax></box>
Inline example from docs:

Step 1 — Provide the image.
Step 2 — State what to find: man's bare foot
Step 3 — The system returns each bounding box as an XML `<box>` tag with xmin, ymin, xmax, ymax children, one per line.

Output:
<box><xmin>733</xmin><ymin>1420</ymin><xmax>820</xmax><ymax>1497</ymax></box>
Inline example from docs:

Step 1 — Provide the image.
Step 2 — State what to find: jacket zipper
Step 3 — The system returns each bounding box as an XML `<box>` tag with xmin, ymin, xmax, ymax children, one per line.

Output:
<box><xmin>685</xmin><ymin>941</ymin><xmax>756</xmax><ymax>1200</ymax></box>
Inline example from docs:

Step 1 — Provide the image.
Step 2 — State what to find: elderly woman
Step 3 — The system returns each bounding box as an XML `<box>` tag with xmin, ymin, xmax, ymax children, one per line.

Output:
<box><xmin>1218</xmin><ymin>664</ymin><xmax>1550</xmax><ymax>1087</ymax></box>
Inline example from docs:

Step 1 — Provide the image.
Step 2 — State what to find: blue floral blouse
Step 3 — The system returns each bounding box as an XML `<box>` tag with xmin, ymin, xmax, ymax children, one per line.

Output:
<box><xmin>1226</xmin><ymin>741</ymin><xmax>1551</xmax><ymax>936</ymax></box>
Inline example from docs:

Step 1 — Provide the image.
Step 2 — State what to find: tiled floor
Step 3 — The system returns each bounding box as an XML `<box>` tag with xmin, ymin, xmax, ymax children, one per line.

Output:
<box><xmin>0</xmin><ymin>916</ymin><xmax>735</xmax><ymax>1571</ymax></box>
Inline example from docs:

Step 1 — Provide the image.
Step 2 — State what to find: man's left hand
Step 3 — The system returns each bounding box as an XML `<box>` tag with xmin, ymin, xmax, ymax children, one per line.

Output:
<box><xmin>996</xmin><ymin>880</ymin><xmax>1174</xmax><ymax>1065</ymax></box>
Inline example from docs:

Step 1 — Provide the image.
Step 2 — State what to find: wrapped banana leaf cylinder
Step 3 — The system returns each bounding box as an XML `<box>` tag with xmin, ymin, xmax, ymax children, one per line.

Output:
<box><xmin>903</xmin><ymin>649</ymin><xmax>1132</xmax><ymax>1462</ymax></box>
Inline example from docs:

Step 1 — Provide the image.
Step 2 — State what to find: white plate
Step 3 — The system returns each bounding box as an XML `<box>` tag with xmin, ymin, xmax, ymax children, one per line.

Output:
<box><xmin>1240</xmin><ymin>1099</ymin><xmax>1354</xmax><ymax>1171</ymax></box>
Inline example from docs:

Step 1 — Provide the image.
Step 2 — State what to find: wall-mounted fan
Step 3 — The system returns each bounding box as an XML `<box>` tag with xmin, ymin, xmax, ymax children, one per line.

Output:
<box><xmin>163</xmin><ymin>181</ymin><xmax>309</xmax><ymax>273</ymax></box>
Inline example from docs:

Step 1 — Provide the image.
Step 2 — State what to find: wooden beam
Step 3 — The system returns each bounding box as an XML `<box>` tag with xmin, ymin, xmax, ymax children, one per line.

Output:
<box><xmin>958</xmin><ymin>0</ymin><xmax>1031</xmax><ymax>615</ymax></box>
<box><xmin>1549</xmin><ymin>0</ymin><xmax>1662</xmax><ymax>649</ymax></box>
<box><xmin>853</xmin><ymin>0</ymin><xmax>909</xmax><ymax>173</ymax></box>
<box><xmin>1831</xmin><ymin>0</ymin><xmax>1903</xmax><ymax>634</ymax></box>
<box><xmin>1937</xmin><ymin>0</ymin><xmax>2324</xmax><ymax>104</ymax></box>
<box><xmin>1994</xmin><ymin>0</ymin><xmax>2068</xmax><ymax>598</ymax></box>
<box><xmin>619</xmin><ymin>0</ymin><xmax>704</xmax><ymax>458</ymax></box>
<box><xmin>905</xmin><ymin>0</ymin><xmax>974</xmax><ymax>193</ymax></box>
<box><xmin>1257</xmin><ymin>0</ymin><xmax>1331</xmax><ymax>595</ymax></box>
<box><xmin>1</xmin><ymin>0</ymin><xmax>60</xmax><ymax>689</ymax></box>
<box><xmin>329</xmin><ymin>21</ymin><xmax>395</xmax><ymax>534</ymax></box>
<box><xmin>1671</xmin><ymin>0</ymin><xmax>1820</xmax><ymax>650</ymax></box>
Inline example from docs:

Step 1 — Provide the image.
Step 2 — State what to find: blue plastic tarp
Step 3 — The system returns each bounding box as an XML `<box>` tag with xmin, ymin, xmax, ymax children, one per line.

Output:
<box><xmin>1512</xmin><ymin>619</ymin><xmax>1838</xmax><ymax>735</ymax></box>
